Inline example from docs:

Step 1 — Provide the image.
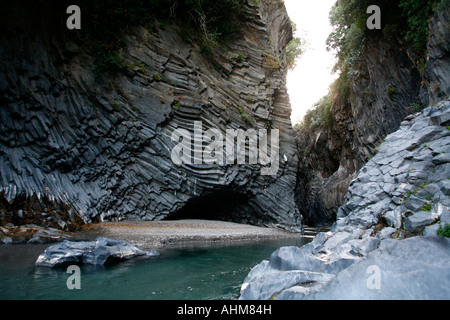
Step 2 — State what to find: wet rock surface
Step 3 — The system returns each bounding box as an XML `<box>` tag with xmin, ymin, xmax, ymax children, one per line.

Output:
<box><xmin>0</xmin><ymin>223</ymin><xmax>74</xmax><ymax>245</ymax></box>
<box><xmin>0</xmin><ymin>193</ymin><xmax>86</xmax><ymax>244</ymax></box>
<box><xmin>35</xmin><ymin>237</ymin><xmax>160</xmax><ymax>268</ymax></box>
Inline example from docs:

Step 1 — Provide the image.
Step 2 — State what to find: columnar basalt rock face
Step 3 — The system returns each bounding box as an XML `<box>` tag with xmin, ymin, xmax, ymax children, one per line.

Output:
<box><xmin>0</xmin><ymin>1</ymin><xmax>302</xmax><ymax>231</ymax></box>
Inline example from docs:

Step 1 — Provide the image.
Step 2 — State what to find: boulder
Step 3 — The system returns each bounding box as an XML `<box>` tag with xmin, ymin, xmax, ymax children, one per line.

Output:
<box><xmin>27</xmin><ymin>227</ymin><xmax>73</xmax><ymax>244</ymax></box>
<box><xmin>292</xmin><ymin>237</ymin><xmax>450</xmax><ymax>300</ymax></box>
<box><xmin>404</xmin><ymin>212</ymin><xmax>437</xmax><ymax>232</ymax></box>
<box><xmin>0</xmin><ymin>236</ymin><xmax>12</xmax><ymax>244</ymax></box>
<box><xmin>240</xmin><ymin>268</ymin><xmax>335</xmax><ymax>300</ymax></box>
<box><xmin>35</xmin><ymin>237</ymin><xmax>160</xmax><ymax>268</ymax></box>
<box><xmin>423</xmin><ymin>224</ymin><xmax>441</xmax><ymax>237</ymax></box>
<box><xmin>239</xmin><ymin>243</ymin><xmax>360</xmax><ymax>300</ymax></box>
<box><xmin>241</xmin><ymin>237</ymin><xmax>450</xmax><ymax>300</ymax></box>
<box><xmin>441</xmin><ymin>211</ymin><xmax>450</xmax><ymax>226</ymax></box>
<box><xmin>385</xmin><ymin>210</ymin><xmax>402</xmax><ymax>229</ymax></box>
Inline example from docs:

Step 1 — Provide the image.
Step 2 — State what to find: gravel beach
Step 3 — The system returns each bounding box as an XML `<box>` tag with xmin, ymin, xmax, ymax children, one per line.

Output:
<box><xmin>84</xmin><ymin>220</ymin><xmax>303</xmax><ymax>249</ymax></box>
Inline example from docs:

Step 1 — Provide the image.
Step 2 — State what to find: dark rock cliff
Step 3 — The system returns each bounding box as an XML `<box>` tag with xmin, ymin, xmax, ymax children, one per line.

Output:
<box><xmin>0</xmin><ymin>1</ymin><xmax>302</xmax><ymax>231</ymax></box>
<box><xmin>424</xmin><ymin>7</ymin><xmax>450</xmax><ymax>106</ymax></box>
<box><xmin>295</xmin><ymin>5</ymin><xmax>450</xmax><ymax>226</ymax></box>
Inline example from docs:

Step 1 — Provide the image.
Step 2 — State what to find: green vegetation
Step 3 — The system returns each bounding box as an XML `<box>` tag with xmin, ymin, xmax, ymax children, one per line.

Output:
<box><xmin>302</xmin><ymin>94</ymin><xmax>333</xmax><ymax>129</ymax></box>
<box><xmin>239</xmin><ymin>108</ymin><xmax>254</xmax><ymax>125</ymax></box>
<box><xmin>406</xmin><ymin>103</ymin><xmax>423</xmax><ymax>112</ymax></box>
<box><xmin>233</xmin><ymin>55</ymin><xmax>244</xmax><ymax>62</ymax></box>
<box><xmin>263</xmin><ymin>20</ymin><xmax>305</xmax><ymax>72</ymax></box>
<box><xmin>11</xmin><ymin>0</ymin><xmax>302</xmax><ymax>79</ymax></box>
<box><xmin>386</xmin><ymin>86</ymin><xmax>397</xmax><ymax>96</ymax></box>
<box><xmin>296</xmin><ymin>0</ymin><xmax>446</xmax><ymax>128</ymax></box>
<box><xmin>286</xmin><ymin>21</ymin><xmax>306</xmax><ymax>71</ymax></box>
<box><xmin>438</xmin><ymin>224</ymin><xmax>450</xmax><ymax>238</ymax></box>
<box><xmin>112</xmin><ymin>101</ymin><xmax>121</xmax><ymax>112</ymax></box>
<box><xmin>399</xmin><ymin>0</ymin><xmax>439</xmax><ymax>54</ymax></box>
<box><xmin>323</xmin><ymin>0</ymin><xmax>446</xmax><ymax>112</ymax></box>
<box><xmin>37</xmin><ymin>0</ymin><xmax>249</xmax><ymax>80</ymax></box>
<box><xmin>327</xmin><ymin>0</ymin><xmax>444</xmax><ymax>75</ymax></box>
<box><xmin>262</xmin><ymin>55</ymin><xmax>282</xmax><ymax>71</ymax></box>
<box><xmin>81</xmin><ymin>0</ymin><xmax>303</xmax><ymax>78</ymax></box>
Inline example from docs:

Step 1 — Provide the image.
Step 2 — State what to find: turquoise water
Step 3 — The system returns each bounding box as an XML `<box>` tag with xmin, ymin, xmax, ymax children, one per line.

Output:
<box><xmin>0</xmin><ymin>238</ymin><xmax>310</xmax><ymax>300</ymax></box>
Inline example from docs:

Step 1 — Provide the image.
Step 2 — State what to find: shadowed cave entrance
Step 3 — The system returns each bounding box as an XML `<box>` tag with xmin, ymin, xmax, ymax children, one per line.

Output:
<box><xmin>164</xmin><ymin>189</ymin><xmax>265</xmax><ymax>225</ymax></box>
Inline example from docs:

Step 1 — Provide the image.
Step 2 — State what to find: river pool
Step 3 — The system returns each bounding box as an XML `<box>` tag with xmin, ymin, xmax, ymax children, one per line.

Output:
<box><xmin>0</xmin><ymin>237</ymin><xmax>311</xmax><ymax>300</ymax></box>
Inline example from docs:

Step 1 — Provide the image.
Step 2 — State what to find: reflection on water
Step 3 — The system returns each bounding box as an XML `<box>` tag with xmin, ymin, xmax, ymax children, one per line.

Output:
<box><xmin>0</xmin><ymin>237</ymin><xmax>312</xmax><ymax>300</ymax></box>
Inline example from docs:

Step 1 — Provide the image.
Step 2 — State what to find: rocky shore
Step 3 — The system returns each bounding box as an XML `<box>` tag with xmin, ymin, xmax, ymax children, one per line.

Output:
<box><xmin>1</xmin><ymin>218</ymin><xmax>305</xmax><ymax>269</ymax></box>
<box><xmin>0</xmin><ymin>193</ymin><xmax>86</xmax><ymax>244</ymax></box>
<box><xmin>240</xmin><ymin>101</ymin><xmax>450</xmax><ymax>300</ymax></box>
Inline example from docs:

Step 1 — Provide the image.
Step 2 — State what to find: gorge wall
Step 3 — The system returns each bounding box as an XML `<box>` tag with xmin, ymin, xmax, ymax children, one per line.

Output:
<box><xmin>240</xmin><ymin>99</ymin><xmax>450</xmax><ymax>300</ymax></box>
<box><xmin>295</xmin><ymin>4</ymin><xmax>450</xmax><ymax>226</ymax></box>
<box><xmin>241</xmin><ymin>1</ymin><xmax>450</xmax><ymax>300</ymax></box>
<box><xmin>0</xmin><ymin>1</ymin><xmax>302</xmax><ymax>231</ymax></box>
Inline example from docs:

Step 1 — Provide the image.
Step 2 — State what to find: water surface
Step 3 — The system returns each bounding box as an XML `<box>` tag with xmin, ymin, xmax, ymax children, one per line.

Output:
<box><xmin>0</xmin><ymin>237</ymin><xmax>311</xmax><ymax>300</ymax></box>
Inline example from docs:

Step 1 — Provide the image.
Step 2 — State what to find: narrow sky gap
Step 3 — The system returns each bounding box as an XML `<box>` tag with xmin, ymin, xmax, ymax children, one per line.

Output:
<box><xmin>284</xmin><ymin>0</ymin><xmax>339</xmax><ymax>125</ymax></box>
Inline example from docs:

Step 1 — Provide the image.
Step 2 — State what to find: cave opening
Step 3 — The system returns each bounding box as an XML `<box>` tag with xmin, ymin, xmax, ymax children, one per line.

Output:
<box><xmin>164</xmin><ymin>188</ymin><xmax>256</xmax><ymax>224</ymax></box>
